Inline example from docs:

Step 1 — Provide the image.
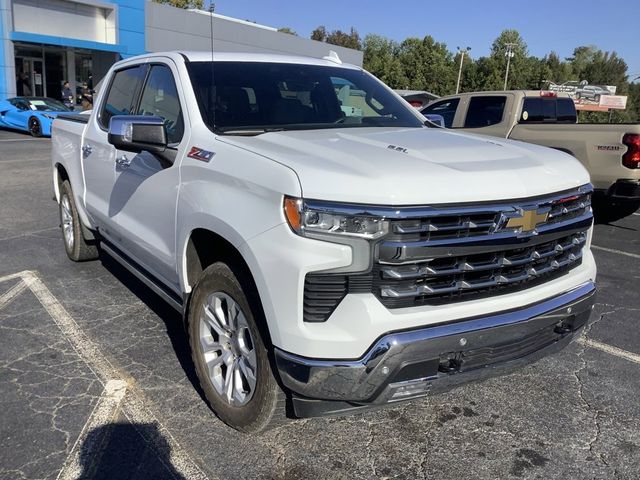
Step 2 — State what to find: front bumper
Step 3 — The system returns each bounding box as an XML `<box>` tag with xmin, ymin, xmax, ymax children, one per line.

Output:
<box><xmin>275</xmin><ymin>281</ymin><xmax>596</xmax><ymax>418</ymax></box>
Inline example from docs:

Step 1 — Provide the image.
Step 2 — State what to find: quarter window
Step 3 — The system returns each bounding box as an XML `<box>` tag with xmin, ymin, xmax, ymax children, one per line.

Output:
<box><xmin>99</xmin><ymin>65</ymin><xmax>146</xmax><ymax>129</ymax></box>
<box><xmin>136</xmin><ymin>65</ymin><xmax>184</xmax><ymax>144</ymax></box>
<box><xmin>464</xmin><ymin>96</ymin><xmax>507</xmax><ymax>128</ymax></box>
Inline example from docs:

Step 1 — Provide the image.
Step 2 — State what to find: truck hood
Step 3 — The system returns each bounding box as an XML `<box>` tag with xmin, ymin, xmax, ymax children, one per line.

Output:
<box><xmin>219</xmin><ymin>127</ymin><xmax>590</xmax><ymax>205</ymax></box>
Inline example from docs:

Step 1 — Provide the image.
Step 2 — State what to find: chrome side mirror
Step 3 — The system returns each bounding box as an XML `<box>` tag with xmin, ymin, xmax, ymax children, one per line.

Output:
<box><xmin>108</xmin><ymin>115</ymin><xmax>167</xmax><ymax>154</ymax></box>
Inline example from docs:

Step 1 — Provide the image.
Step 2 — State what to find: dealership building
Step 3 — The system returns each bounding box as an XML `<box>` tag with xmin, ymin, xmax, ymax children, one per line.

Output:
<box><xmin>0</xmin><ymin>0</ymin><xmax>362</xmax><ymax>101</ymax></box>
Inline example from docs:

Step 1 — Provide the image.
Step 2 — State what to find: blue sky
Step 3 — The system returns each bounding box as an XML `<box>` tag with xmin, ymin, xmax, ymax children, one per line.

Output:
<box><xmin>209</xmin><ymin>0</ymin><xmax>640</xmax><ymax>81</ymax></box>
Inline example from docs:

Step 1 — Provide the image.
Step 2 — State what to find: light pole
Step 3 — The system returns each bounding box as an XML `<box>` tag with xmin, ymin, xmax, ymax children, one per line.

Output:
<box><xmin>455</xmin><ymin>46</ymin><xmax>471</xmax><ymax>94</ymax></box>
<box><xmin>503</xmin><ymin>43</ymin><xmax>516</xmax><ymax>90</ymax></box>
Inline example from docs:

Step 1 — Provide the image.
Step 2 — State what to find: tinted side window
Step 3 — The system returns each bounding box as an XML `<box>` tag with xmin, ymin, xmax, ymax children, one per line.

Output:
<box><xmin>137</xmin><ymin>65</ymin><xmax>184</xmax><ymax>144</ymax></box>
<box><xmin>464</xmin><ymin>96</ymin><xmax>506</xmax><ymax>128</ymax></box>
<box><xmin>421</xmin><ymin>99</ymin><xmax>459</xmax><ymax>128</ymax></box>
<box><xmin>521</xmin><ymin>98</ymin><xmax>554</xmax><ymax>122</ymax></box>
<box><xmin>99</xmin><ymin>66</ymin><xmax>146</xmax><ymax>129</ymax></box>
<box><xmin>556</xmin><ymin>98</ymin><xmax>577</xmax><ymax>123</ymax></box>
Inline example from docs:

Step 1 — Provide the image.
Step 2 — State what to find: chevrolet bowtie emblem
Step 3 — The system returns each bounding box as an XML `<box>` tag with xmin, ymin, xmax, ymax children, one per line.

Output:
<box><xmin>506</xmin><ymin>209</ymin><xmax>549</xmax><ymax>232</ymax></box>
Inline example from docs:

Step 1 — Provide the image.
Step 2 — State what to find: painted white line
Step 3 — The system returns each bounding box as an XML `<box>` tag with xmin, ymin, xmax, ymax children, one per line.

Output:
<box><xmin>578</xmin><ymin>337</ymin><xmax>640</xmax><ymax>365</ymax></box>
<box><xmin>57</xmin><ymin>379</ymin><xmax>128</xmax><ymax>480</ymax></box>
<box><xmin>0</xmin><ymin>271</ymin><xmax>210</xmax><ymax>480</ymax></box>
<box><xmin>633</xmin><ymin>212</ymin><xmax>640</xmax><ymax>216</ymax></box>
<box><xmin>591</xmin><ymin>245</ymin><xmax>640</xmax><ymax>260</ymax></box>
<box><xmin>0</xmin><ymin>279</ymin><xmax>28</xmax><ymax>309</ymax></box>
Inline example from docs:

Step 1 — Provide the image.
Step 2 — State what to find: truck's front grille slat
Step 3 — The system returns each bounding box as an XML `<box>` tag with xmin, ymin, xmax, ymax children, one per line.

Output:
<box><xmin>303</xmin><ymin>186</ymin><xmax>592</xmax><ymax>322</ymax></box>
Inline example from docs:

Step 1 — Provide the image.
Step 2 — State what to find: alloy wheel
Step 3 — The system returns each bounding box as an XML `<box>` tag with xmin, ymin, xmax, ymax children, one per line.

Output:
<box><xmin>199</xmin><ymin>292</ymin><xmax>258</xmax><ymax>406</ymax></box>
<box><xmin>61</xmin><ymin>195</ymin><xmax>74</xmax><ymax>251</ymax></box>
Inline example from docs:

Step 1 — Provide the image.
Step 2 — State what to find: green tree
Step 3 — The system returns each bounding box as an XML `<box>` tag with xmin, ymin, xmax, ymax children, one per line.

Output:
<box><xmin>310</xmin><ymin>26</ymin><xmax>327</xmax><ymax>42</ymax></box>
<box><xmin>362</xmin><ymin>34</ymin><xmax>405</xmax><ymax>88</ymax></box>
<box><xmin>152</xmin><ymin>0</ymin><xmax>204</xmax><ymax>8</ymax></box>
<box><xmin>277</xmin><ymin>27</ymin><xmax>297</xmax><ymax>35</ymax></box>
<box><xmin>310</xmin><ymin>26</ymin><xmax>362</xmax><ymax>50</ymax></box>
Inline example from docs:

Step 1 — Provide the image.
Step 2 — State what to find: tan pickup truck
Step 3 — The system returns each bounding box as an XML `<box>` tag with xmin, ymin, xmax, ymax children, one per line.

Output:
<box><xmin>422</xmin><ymin>90</ymin><xmax>640</xmax><ymax>222</ymax></box>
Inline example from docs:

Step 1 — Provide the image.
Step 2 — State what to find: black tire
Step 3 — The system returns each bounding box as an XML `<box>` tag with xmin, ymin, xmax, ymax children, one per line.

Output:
<box><xmin>28</xmin><ymin>117</ymin><xmax>42</xmax><ymax>137</ymax></box>
<box><xmin>59</xmin><ymin>180</ymin><xmax>99</xmax><ymax>261</ymax></box>
<box><xmin>592</xmin><ymin>197</ymin><xmax>640</xmax><ymax>224</ymax></box>
<box><xmin>188</xmin><ymin>262</ymin><xmax>288</xmax><ymax>433</ymax></box>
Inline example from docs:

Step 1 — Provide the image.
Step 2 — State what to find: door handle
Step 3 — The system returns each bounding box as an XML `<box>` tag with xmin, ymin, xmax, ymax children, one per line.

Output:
<box><xmin>115</xmin><ymin>154</ymin><xmax>132</xmax><ymax>168</ymax></box>
<box><xmin>81</xmin><ymin>144</ymin><xmax>92</xmax><ymax>158</ymax></box>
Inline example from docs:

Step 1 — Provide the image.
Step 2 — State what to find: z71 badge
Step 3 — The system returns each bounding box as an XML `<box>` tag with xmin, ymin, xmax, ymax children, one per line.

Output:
<box><xmin>187</xmin><ymin>146</ymin><xmax>216</xmax><ymax>162</ymax></box>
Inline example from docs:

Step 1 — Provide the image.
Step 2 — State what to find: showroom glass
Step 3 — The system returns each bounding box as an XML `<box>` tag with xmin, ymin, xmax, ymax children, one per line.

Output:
<box><xmin>136</xmin><ymin>65</ymin><xmax>184</xmax><ymax>144</ymax></box>
<box><xmin>99</xmin><ymin>65</ymin><xmax>147</xmax><ymax>129</ymax></box>
<box><xmin>186</xmin><ymin>61</ymin><xmax>424</xmax><ymax>131</ymax></box>
<box><xmin>421</xmin><ymin>98</ymin><xmax>460</xmax><ymax>128</ymax></box>
<box><xmin>464</xmin><ymin>96</ymin><xmax>507</xmax><ymax>128</ymax></box>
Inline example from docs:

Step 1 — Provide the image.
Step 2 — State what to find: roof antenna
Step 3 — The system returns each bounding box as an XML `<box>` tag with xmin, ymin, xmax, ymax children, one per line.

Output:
<box><xmin>323</xmin><ymin>50</ymin><xmax>342</xmax><ymax>65</ymax></box>
<box><xmin>209</xmin><ymin>2</ymin><xmax>216</xmax><ymax>130</ymax></box>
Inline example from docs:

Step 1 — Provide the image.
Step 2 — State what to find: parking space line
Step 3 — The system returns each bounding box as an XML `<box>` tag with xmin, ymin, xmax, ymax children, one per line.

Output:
<box><xmin>633</xmin><ymin>212</ymin><xmax>640</xmax><ymax>216</ymax></box>
<box><xmin>0</xmin><ymin>279</ymin><xmax>28</xmax><ymax>309</ymax></box>
<box><xmin>591</xmin><ymin>245</ymin><xmax>640</xmax><ymax>260</ymax></box>
<box><xmin>0</xmin><ymin>271</ymin><xmax>210</xmax><ymax>480</ymax></box>
<box><xmin>57</xmin><ymin>379</ymin><xmax>128</xmax><ymax>480</ymax></box>
<box><xmin>578</xmin><ymin>337</ymin><xmax>640</xmax><ymax>365</ymax></box>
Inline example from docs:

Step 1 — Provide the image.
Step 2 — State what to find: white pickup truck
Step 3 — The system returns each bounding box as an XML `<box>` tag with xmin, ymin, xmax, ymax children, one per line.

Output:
<box><xmin>52</xmin><ymin>52</ymin><xmax>596</xmax><ymax>432</ymax></box>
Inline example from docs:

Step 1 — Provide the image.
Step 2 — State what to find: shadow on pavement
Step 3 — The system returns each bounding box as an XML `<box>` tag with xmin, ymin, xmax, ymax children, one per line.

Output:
<box><xmin>79</xmin><ymin>422</ymin><xmax>185</xmax><ymax>480</ymax></box>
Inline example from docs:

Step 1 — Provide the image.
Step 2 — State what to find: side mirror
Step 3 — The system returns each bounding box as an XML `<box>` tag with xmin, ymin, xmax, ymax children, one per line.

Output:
<box><xmin>108</xmin><ymin>115</ymin><xmax>167</xmax><ymax>154</ymax></box>
<box><xmin>424</xmin><ymin>114</ymin><xmax>445</xmax><ymax>128</ymax></box>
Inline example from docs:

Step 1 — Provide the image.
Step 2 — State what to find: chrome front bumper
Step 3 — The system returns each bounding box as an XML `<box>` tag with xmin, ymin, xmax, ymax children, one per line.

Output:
<box><xmin>275</xmin><ymin>282</ymin><xmax>596</xmax><ymax>418</ymax></box>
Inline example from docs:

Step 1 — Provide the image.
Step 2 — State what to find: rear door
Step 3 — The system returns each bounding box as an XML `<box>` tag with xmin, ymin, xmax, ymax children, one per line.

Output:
<box><xmin>458</xmin><ymin>95</ymin><xmax>512</xmax><ymax>137</ymax></box>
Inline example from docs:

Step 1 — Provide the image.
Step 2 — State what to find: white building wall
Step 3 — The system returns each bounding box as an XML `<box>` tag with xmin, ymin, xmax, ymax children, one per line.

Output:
<box><xmin>145</xmin><ymin>3</ymin><xmax>363</xmax><ymax>67</ymax></box>
<box><xmin>12</xmin><ymin>0</ymin><xmax>117</xmax><ymax>45</ymax></box>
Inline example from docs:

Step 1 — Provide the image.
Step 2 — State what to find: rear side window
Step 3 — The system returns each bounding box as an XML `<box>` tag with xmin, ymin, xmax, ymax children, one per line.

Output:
<box><xmin>521</xmin><ymin>97</ymin><xmax>577</xmax><ymax>124</ymax></box>
<box><xmin>421</xmin><ymin>99</ymin><xmax>459</xmax><ymax>128</ymax></box>
<box><xmin>99</xmin><ymin>65</ymin><xmax>147</xmax><ymax>129</ymax></box>
<box><xmin>136</xmin><ymin>65</ymin><xmax>184</xmax><ymax>144</ymax></box>
<box><xmin>556</xmin><ymin>98</ymin><xmax>577</xmax><ymax>123</ymax></box>
<box><xmin>464</xmin><ymin>96</ymin><xmax>506</xmax><ymax>128</ymax></box>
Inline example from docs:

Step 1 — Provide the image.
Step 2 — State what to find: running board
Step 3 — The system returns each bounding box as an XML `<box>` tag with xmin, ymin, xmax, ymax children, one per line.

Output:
<box><xmin>100</xmin><ymin>242</ymin><xmax>183</xmax><ymax>312</ymax></box>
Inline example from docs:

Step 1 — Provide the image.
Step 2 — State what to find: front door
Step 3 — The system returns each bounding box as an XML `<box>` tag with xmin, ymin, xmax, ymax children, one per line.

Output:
<box><xmin>82</xmin><ymin>61</ymin><xmax>188</xmax><ymax>292</ymax></box>
<box><xmin>16</xmin><ymin>58</ymin><xmax>45</xmax><ymax>97</ymax></box>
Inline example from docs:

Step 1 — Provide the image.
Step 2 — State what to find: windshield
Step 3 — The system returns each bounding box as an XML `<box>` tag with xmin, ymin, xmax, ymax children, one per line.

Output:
<box><xmin>27</xmin><ymin>98</ymin><xmax>70</xmax><ymax>112</ymax></box>
<box><xmin>186</xmin><ymin>61</ymin><xmax>424</xmax><ymax>133</ymax></box>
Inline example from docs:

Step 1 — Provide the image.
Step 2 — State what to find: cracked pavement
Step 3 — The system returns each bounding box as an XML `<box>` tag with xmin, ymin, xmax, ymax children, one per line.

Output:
<box><xmin>1</xmin><ymin>128</ymin><xmax>639</xmax><ymax>479</ymax></box>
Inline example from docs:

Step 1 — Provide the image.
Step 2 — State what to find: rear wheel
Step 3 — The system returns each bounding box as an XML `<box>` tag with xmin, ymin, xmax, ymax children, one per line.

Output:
<box><xmin>59</xmin><ymin>180</ymin><xmax>99</xmax><ymax>261</ymax></box>
<box><xmin>188</xmin><ymin>262</ymin><xmax>288</xmax><ymax>433</ymax></box>
<box><xmin>28</xmin><ymin>117</ymin><xmax>42</xmax><ymax>137</ymax></box>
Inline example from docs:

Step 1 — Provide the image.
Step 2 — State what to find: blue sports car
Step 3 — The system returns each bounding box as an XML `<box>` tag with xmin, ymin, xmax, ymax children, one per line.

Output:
<box><xmin>0</xmin><ymin>97</ymin><xmax>73</xmax><ymax>137</ymax></box>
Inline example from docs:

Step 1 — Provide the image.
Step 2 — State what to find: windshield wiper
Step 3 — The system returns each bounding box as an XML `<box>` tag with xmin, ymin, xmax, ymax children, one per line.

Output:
<box><xmin>216</xmin><ymin>127</ymin><xmax>286</xmax><ymax>136</ymax></box>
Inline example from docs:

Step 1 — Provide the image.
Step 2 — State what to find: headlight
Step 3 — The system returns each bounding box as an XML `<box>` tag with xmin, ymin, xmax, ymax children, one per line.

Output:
<box><xmin>284</xmin><ymin>196</ymin><xmax>389</xmax><ymax>240</ymax></box>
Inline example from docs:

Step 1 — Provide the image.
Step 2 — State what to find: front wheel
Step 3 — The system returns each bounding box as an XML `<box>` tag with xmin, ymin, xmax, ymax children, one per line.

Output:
<box><xmin>59</xmin><ymin>180</ymin><xmax>99</xmax><ymax>261</ymax></box>
<box><xmin>188</xmin><ymin>262</ymin><xmax>288</xmax><ymax>433</ymax></box>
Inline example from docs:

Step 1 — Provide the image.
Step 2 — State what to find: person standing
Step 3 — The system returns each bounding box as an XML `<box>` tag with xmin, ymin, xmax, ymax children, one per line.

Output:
<box><xmin>80</xmin><ymin>82</ymin><xmax>93</xmax><ymax>111</ymax></box>
<box><xmin>61</xmin><ymin>81</ymin><xmax>74</xmax><ymax>110</ymax></box>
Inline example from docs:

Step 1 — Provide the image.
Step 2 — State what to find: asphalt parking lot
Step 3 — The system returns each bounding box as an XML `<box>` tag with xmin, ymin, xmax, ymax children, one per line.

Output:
<box><xmin>1</xmin><ymin>127</ymin><xmax>639</xmax><ymax>480</ymax></box>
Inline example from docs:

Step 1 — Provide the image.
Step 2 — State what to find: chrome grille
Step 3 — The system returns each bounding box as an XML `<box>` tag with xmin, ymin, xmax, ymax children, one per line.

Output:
<box><xmin>303</xmin><ymin>185</ymin><xmax>593</xmax><ymax>321</ymax></box>
<box><xmin>376</xmin><ymin>232</ymin><xmax>585</xmax><ymax>305</ymax></box>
